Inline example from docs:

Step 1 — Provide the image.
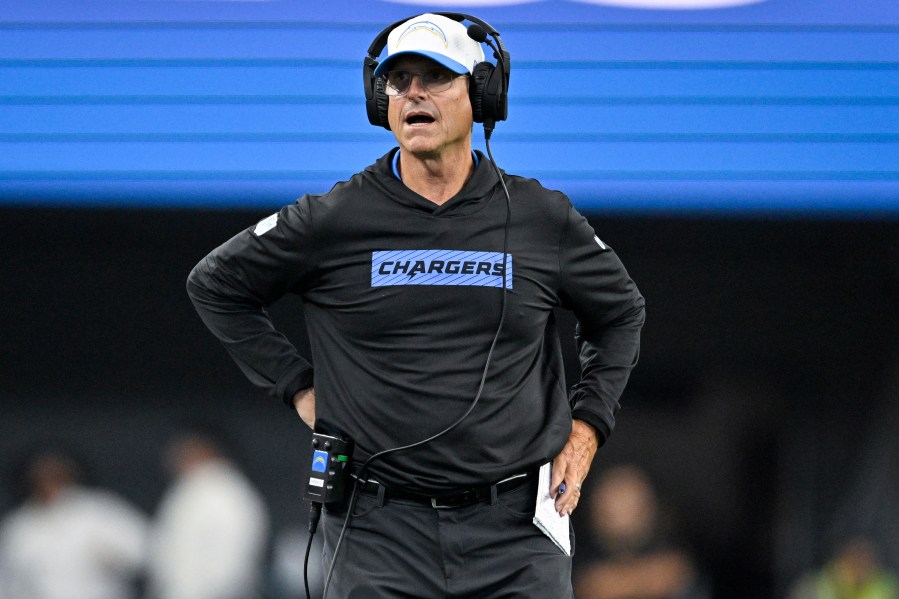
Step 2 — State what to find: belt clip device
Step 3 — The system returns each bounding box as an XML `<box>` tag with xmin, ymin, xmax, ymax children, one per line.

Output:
<box><xmin>303</xmin><ymin>432</ymin><xmax>353</xmax><ymax>505</ymax></box>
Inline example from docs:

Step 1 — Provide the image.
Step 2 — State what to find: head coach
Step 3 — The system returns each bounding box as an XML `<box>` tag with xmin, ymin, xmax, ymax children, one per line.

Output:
<box><xmin>187</xmin><ymin>11</ymin><xmax>645</xmax><ymax>598</ymax></box>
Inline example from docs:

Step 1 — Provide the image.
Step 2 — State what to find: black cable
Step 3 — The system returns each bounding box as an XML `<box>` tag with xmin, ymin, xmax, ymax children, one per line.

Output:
<box><xmin>303</xmin><ymin>528</ymin><xmax>315</xmax><ymax>599</ymax></box>
<box><xmin>304</xmin><ymin>503</ymin><xmax>322</xmax><ymax>599</ymax></box>
<box><xmin>320</xmin><ymin>133</ymin><xmax>513</xmax><ymax>599</ymax></box>
<box><xmin>320</xmin><ymin>476</ymin><xmax>362</xmax><ymax>599</ymax></box>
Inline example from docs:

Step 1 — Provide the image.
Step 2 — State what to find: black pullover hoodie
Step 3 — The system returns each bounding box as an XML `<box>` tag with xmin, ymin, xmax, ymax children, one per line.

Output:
<box><xmin>187</xmin><ymin>149</ymin><xmax>645</xmax><ymax>494</ymax></box>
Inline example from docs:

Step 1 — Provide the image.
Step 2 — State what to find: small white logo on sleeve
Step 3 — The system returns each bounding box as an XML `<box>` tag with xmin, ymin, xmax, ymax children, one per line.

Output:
<box><xmin>253</xmin><ymin>213</ymin><xmax>278</xmax><ymax>236</ymax></box>
<box><xmin>594</xmin><ymin>235</ymin><xmax>607</xmax><ymax>250</ymax></box>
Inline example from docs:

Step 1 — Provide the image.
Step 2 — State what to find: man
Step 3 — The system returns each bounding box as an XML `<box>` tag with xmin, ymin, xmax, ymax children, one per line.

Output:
<box><xmin>146</xmin><ymin>430</ymin><xmax>270</xmax><ymax>599</ymax></box>
<box><xmin>575</xmin><ymin>466</ymin><xmax>709</xmax><ymax>599</ymax></box>
<box><xmin>187</xmin><ymin>12</ymin><xmax>644</xmax><ymax>598</ymax></box>
<box><xmin>0</xmin><ymin>449</ymin><xmax>148</xmax><ymax>599</ymax></box>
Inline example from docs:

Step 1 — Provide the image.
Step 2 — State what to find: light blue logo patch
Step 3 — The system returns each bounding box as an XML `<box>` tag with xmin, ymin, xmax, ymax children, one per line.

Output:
<box><xmin>371</xmin><ymin>249</ymin><xmax>512</xmax><ymax>289</ymax></box>
<box><xmin>311</xmin><ymin>450</ymin><xmax>328</xmax><ymax>473</ymax></box>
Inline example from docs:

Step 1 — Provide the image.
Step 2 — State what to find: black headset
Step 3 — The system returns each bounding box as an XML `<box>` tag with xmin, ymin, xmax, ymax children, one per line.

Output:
<box><xmin>363</xmin><ymin>12</ymin><xmax>511</xmax><ymax>134</ymax></box>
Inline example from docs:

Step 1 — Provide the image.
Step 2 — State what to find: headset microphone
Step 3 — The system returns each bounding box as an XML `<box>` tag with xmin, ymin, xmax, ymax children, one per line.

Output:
<box><xmin>467</xmin><ymin>23</ymin><xmax>488</xmax><ymax>42</ymax></box>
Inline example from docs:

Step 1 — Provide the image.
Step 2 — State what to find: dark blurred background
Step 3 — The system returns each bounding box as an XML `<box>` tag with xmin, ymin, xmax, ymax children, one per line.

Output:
<box><xmin>3</xmin><ymin>207</ymin><xmax>897</xmax><ymax>598</ymax></box>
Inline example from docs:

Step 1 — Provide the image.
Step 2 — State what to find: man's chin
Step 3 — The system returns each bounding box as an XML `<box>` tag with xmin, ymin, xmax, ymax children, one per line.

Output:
<box><xmin>400</xmin><ymin>137</ymin><xmax>440</xmax><ymax>157</ymax></box>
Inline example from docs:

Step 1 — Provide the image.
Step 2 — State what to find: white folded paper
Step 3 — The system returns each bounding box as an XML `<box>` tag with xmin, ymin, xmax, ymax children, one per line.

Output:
<box><xmin>533</xmin><ymin>462</ymin><xmax>571</xmax><ymax>556</ymax></box>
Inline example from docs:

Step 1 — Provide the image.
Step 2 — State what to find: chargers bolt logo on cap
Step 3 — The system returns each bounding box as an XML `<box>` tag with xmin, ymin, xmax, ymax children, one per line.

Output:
<box><xmin>398</xmin><ymin>20</ymin><xmax>448</xmax><ymax>48</ymax></box>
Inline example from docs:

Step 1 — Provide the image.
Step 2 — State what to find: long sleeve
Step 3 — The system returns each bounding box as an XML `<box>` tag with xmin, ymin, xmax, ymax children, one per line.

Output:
<box><xmin>557</xmin><ymin>203</ymin><xmax>646</xmax><ymax>445</ymax></box>
<box><xmin>186</xmin><ymin>199</ymin><xmax>317</xmax><ymax>405</ymax></box>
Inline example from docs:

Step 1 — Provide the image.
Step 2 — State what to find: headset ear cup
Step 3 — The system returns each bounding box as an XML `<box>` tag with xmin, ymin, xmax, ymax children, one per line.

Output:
<box><xmin>364</xmin><ymin>58</ymin><xmax>392</xmax><ymax>130</ymax></box>
<box><xmin>469</xmin><ymin>62</ymin><xmax>493</xmax><ymax>124</ymax></box>
<box><xmin>374</xmin><ymin>77</ymin><xmax>391</xmax><ymax>130</ymax></box>
<box><xmin>364</xmin><ymin>60</ymin><xmax>382</xmax><ymax>128</ymax></box>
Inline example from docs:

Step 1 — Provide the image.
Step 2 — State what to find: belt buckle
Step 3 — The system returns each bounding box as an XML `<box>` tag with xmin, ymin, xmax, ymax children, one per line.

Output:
<box><xmin>430</xmin><ymin>489</ymin><xmax>477</xmax><ymax>509</ymax></box>
<box><xmin>430</xmin><ymin>497</ymin><xmax>451</xmax><ymax>509</ymax></box>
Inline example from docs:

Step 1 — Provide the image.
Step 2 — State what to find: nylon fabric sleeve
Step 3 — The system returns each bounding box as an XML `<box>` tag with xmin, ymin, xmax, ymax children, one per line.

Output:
<box><xmin>557</xmin><ymin>202</ymin><xmax>646</xmax><ymax>445</ymax></box>
<box><xmin>186</xmin><ymin>199</ymin><xmax>317</xmax><ymax>406</ymax></box>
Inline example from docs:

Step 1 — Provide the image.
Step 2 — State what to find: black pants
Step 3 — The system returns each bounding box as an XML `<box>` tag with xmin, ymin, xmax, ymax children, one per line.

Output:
<box><xmin>321</xmin><ymin>477</ymin><xmax>574</xmax><ymax>599</ymax></box>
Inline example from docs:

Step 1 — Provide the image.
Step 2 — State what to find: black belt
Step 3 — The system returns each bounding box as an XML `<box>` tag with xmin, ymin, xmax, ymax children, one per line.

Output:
<box><xmin>356</xmin><ymin>470</ymin><xmax>535</xmax><ymax>509</ymax></box>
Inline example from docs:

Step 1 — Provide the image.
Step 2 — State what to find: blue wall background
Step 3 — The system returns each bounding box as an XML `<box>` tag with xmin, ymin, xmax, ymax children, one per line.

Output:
<box><xmin>1</xmin><ymin>0</ymin><xmax>897</xmax><ymax>215</ymax></box>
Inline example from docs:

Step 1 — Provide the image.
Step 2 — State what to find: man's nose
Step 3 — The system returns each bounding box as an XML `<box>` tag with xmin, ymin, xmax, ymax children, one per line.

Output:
<box><xmin>406</xmin><ymin>73</ymin><xmax>429</xmax><ymax>98</ymax></box>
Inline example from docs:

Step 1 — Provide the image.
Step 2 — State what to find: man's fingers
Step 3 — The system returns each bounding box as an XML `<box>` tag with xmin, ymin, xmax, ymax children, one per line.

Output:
<box><xmin>553</xmin><ymin>461</ymin><xmax>584</xmax><ymax>515</ymax></box>
<box><xmin>554</xmin><ymin>478</ymin><xmax>582</xmax><ymax>516</ymax></box>
<box><xmin>550</xmin><ymin>455</ymin><xmax>568</xmax><ymax>498</ymax></box>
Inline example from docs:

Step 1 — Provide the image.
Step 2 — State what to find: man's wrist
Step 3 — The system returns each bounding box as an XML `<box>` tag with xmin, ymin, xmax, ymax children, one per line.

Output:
<box><xmin>280</xmin><ymin>367</ymin><xmax>314</xmax><ymax>408</ymax></box>
<box><xmin>572</xmin><ymin>419</ymin><xmax>599</xmax><ymax>446</ymax></box>
<box><xmin>570</xmin><ymin>412</ymin><xmax>608</xmax><ymax>447</ymax></box>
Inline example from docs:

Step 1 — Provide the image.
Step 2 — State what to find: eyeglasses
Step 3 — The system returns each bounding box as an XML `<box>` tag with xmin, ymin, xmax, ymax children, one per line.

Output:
<box><xmin>382</xmin><ymin>69</ymin><xmax>464</xmax><ymax>97</ymax></box>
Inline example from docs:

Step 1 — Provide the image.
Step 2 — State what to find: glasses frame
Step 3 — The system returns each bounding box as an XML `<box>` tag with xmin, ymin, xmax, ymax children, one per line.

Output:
<box><xmin>381</xmin><ymin>69</ymin><xmax>466</xmax><ymax>97</ymax></box>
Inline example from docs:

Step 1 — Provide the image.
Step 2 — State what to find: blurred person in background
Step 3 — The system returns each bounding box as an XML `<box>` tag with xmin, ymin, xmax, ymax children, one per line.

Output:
<box><xmin>146</xmin><ymin>429</ymin><xmax>270</xmax><ymax>599</ymax></box>
<box><xmin>574</xmin><ymin>464</ymin><xmax>710</xmax><ymax>599</ymax></box>
<box><xmin>789</xmin><ymin>537</ymin><xmax>898</xmax><ymax>599</ymax></box>
<box><xmin>0</xmin><ymin>447</ymin><xmax>148</xmax><ymax>599</ymax></box>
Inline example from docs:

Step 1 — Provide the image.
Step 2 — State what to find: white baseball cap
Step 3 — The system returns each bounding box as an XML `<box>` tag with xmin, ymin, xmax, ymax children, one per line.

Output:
<box><xmin>373</xmin><ymin>13</ymin><xmax>486</xmax><ymax>77</ymax></box>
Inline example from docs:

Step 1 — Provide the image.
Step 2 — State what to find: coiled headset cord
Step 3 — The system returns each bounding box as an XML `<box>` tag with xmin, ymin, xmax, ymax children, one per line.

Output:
<box><xmin>304</xmin><ymin>131</ymin><xmax>512</xmax><ymax>599</ymax></box>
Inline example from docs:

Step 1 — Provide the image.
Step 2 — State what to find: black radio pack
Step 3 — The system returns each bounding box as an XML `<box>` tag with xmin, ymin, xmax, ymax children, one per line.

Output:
<box><xmin>303</xmin><ymin>432</ymin><xmax>354</xmax><ymax>505</ymax></box>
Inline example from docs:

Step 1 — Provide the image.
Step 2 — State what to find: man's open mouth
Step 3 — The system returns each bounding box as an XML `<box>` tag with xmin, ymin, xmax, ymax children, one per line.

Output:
<box><xmin>405</xmin><ymin>113</ymin><xmax>436</xmax><ymax>125</ymax></box>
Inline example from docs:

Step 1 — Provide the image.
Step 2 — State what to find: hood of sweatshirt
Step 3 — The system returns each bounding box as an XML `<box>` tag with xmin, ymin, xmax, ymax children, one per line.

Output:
<box><xmin>361</xmin><ymin>148</ymin><xmax>503</xmax><ymax>218</ymax></box>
